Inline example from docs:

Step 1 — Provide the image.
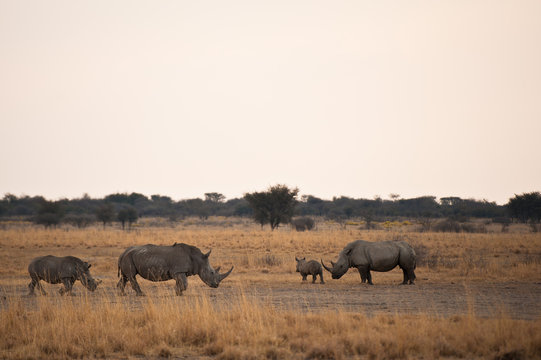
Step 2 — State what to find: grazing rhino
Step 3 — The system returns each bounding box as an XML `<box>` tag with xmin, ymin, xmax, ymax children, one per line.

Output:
<box><xmin>28</xmin><ymin>255</ymin><xmax>101</xmax><ymax>296</ymax></box>
<box><xmin>295</xmin><ymin>257</ymin><xmax>324</xmax><ymax>284</ymax></box>
<box><xmin>117</xmin><ymin>243</ymin><xmax>234</xmax><ymax>296</ymax></box>
<box><xmin>291</xmin><ymin>217</ymin><xmax>315</xmax><ymax>232</ymax></box>
<box><xmin>321</xmin><ymin>240</ymin><xmax>416</xmax><ymax>285</ymax></box>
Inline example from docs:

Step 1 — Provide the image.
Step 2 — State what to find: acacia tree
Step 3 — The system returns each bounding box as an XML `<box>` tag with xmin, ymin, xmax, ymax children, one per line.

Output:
<box><xmin>244</xmin><ymin>184</ymin><xmax>298</xmax><ymax>230</ymax></box>
<box><xmin>205</xmin><ymin>192</ymin><xmax>226</xmax><ymax>203</ymax></box>
<box><xmin>204</xmin><ymin>192</ymin><xmax>225</xmax><ymax>217</ymax></box>
<box><xmin>506</xmin><ymin>192</ymin><xmax>541</xmax><ymax>224</ymax></box>
<box><xmin>95</xmin><ymin>203</ymin><xmax>115</xmax><ymax>228</ymax></box>
<box><xmin>117</xmin><ymin>205</ymin><xmax>138</xmax><ymax>230</ymax></box>
<box><xmin>35</xmin><ymin>200</ymin><xmax>64</xmax><ymax>228</ymax></box>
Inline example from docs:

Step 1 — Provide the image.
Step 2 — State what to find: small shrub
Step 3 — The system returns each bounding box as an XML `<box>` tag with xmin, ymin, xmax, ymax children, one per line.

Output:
<box><xmin>433</xmin><ymin>219</ymin><xmax>461</xmax><ymax>233</ymax></box>
<box><xmin>63</xmin><ymin>214</ymin><xmax>95</xmax><ymax>228</ymax></box>
<box><xmin>433</xmin><ymin>219</ymin><xmax>487</xmax><ymax>233</ymax></box>
<box><xmin>461</xmin><ymin>223</ymin><xmax>487</xmax><ymax>233</ymax></box>
<box><xmin>158</xmin><ymin>347</ymin><xmax>172</xmax><ymax>358</ymax></box>
<box><xmin>256</xmin><ymin>254</ymin><xmax>282</xmax><ymax>267</ymax></box>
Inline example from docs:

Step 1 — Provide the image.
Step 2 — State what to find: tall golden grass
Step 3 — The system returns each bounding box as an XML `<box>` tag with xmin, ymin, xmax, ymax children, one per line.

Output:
<box><xmin>1</xmin><ymin>224</ymin><xmax>540</xmax><ymax>281</ymax></box>
<box><xmin>1</xmin><ymin>290</ymin><xmax>540</xmax><ymax>359</ymax></box>
<box><xmin>1</xmin><ymin>221</ymin><xmax>541</xmax><ymax>358</ymax></box>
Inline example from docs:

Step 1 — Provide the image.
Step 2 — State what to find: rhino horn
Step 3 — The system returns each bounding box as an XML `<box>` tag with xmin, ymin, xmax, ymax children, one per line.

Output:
<box><xmin>96</xmin><ymin>279</ymin><xmax>103</xmax><ymax>285</ymax></box>
<box><xmin>203</xmin><ymin>250</ymin><xmax>211</xmax><ymax>258</ymax></box>
<box><xmin>331</xmin><ymin>261</ymin><xmax>336</xmax><ymax>267</ymax></box>
<box><xmin>214</xmin><ymin>266</ymin><xmax>221</xmax><ymax>272</ymax></box>
<box><xmin>321</xmin><ymin>259</ymin><xmax>333</xmax><ymax>273</ymax></box>
<box><xmin>218</xmin><ymin>266</ymin><xmax>234</xmax><ymax>282</ymax></box>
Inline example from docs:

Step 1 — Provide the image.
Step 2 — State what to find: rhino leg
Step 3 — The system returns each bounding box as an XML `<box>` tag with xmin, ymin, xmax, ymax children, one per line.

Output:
<box><xmin>359</xmin><ymin>271</ymin><xmax>367</xmax><ymax>283</ymax></box>
<box><xmin>59</xmin><ymin>278</ymin><xmax>75</xmax><ymax>296</ymax></box>
<box><xmin>400</xmin><ymin>267</ymin><xmax>416</xmax><ymax>285</ymax></box>
<box><xmin>366</xmin><ymin>270</ymin><xmax>373</xmax><ymax>285</ymax></box>
<box><xmin>174</xmin><ymin>273</ymin><xmax>188</xmax><ymax>296</ymax></box>
<box><xmin>319</xmin><ymin>271</ymin><xmax>325</xmax><ymax>284</ymax></box>
<box><xmin>28</xmin><ymin>275</ymin><xmax>47</xmax><ymax>296</ymax></box>
<box><xmin>311</xmin><ymin>274</ymin><xmax>317</xmax><ymax>283</ymax></box>
<box><xmin>407</xmin><ymin>268</ymin><xmax>416</xmax><ymax>285</ymax></box>
<box><xmin>36</xmin><ymin>281</ymin><xmax>47</xmax><ymax>295</ymax></box>
<box><xmin>401</xmin><ymin>268</ymin><xmax>408</xmax><ymax>285</ymax></box>
<box><xmin>27</xmin><ymin>281</ymin><xmax>35</xmax><ymax>296</ymax></box>
<box><xmin>301</xmin><ymin>274</ymin><xmax>307</xmax><ymax>282</ymax></box>
<box><xmin>357</xmin><ymin>267</ymin><xmax>373</xmax><ymax>285</ymax></box>
<box><xmin>128</xmin><ymin>276</ymin><xmax>144</xmax><ymax>296</ymax></box>
<box><xmin>28</xmin><ymin>279</ymin><xmax>38</xmax><ymax>296</ymax></box>
<box><xmin>117</xmin><ymin>275</ymin><xmax>128</xmax><ymax>295</ymax></box>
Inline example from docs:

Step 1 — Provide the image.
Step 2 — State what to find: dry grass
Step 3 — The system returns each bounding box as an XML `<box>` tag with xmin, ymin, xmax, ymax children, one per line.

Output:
<box><xmin>1</xmin><ymin>224</ymin><xmax>540</xmax><ymax>281</ymax></box>
<box><xmin>1</xmin><ymin>291</ymin><xmax>540</xmax><ymax>359</ymax></box>
<box><xmin>1</xmin><ymin>221</ymin><xmax>541</xmax><ymax>358</ymax></box>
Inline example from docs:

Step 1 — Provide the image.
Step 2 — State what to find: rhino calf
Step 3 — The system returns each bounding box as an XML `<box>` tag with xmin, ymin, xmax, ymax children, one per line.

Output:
<box><xmin>28</xmin><ymin>255</ymin><xmax>101</xmax><ymax>296</ymax></box>
<box><xmin>295</xmin><ymin>257</ymin><xmax>324</xmax><ymax>284</ymax></box>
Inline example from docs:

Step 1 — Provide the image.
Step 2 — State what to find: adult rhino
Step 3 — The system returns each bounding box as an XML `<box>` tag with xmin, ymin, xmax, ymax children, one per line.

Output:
<box><xmin>117</xmin><ymin>243</ymin><xmax>234</xmax><ymax>296</ymax></box>
<box><xmin>28</xmin><ymin>255</ymin><xmax>101</xmax><ymax>296</ymax></box>
<box><xmin>321</xmin><ymin>240</ymin><xmax>416</xmax><ymax>285</ymax></box>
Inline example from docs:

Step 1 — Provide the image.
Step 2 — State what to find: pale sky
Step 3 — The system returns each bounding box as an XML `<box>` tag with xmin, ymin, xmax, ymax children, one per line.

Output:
<box><xmin>1</xmin><ymin>1</ymin><xmax>540</xmax><ymax>205</ymax></box>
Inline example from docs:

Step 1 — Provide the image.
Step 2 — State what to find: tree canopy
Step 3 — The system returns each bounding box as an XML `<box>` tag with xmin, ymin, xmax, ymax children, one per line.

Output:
<box><xmin>0</xmin><ymin>190</ymin><xmax>519</xmax><ymax>229</ymax></box>
<box><xmin>244</xmin><ymin>185</ymin><xmax>299</xmax><ymax>230</ymax></box>
<box><xmin>506</xmin><ymin>192</ymin><xmax>541</xmax><ymax>223</ymax></box>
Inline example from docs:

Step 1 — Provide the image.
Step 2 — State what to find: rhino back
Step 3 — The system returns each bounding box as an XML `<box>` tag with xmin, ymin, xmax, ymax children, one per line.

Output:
<box><xmin>29</xmin><ymin>255</ymin><xmax>80</xmax><ymax>283</ymax></box>
<box><xmin>346</xmin><ymin>241</ymin><xmax>371</xmax><ymax>267</ymax></box>
<box><xmin>307</xmin><ymin>260</ymin><xmax>322</xmax><ymax>273</ymax></box>
<box><xmin>130</xmin><ymin>244</ymin><xmax>195</xmax><ymax>280</ymax></box>
<box><xmin>347</xmin><ymin>240</ymin><xmax>401</xmax><ymax>271</ymax></box>
<box><xmin>365</xmin><ymin>242</ymin><xmax>400</xmax><ymax>271</ymax></box>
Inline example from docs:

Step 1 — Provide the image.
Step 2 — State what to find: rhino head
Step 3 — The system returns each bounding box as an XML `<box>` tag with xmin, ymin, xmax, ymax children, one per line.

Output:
<box><xmin>198</xmin><ymin>250</ymin><xmax>234</xmax><ymax>288</ymax></box>
<box><xmin>78</xmin><ymin>262</ymin><xmax>102</xmax><ymax>291</ymax></box>
<box><xmin>295</xmin><ymin>257</ymin><xmax>306</xmax><ymax>272</ymax></box>
<box><xmin>321</xmin><ymin>256</ymin><xmax>349</xmax><ymax>279</ymax></box>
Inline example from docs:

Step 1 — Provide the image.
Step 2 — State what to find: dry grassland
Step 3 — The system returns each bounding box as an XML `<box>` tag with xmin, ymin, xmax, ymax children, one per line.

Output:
<box><xmin>1</xmin><ymin>220</ymin><xmax>541</xmax><ymax>359</ymax></box>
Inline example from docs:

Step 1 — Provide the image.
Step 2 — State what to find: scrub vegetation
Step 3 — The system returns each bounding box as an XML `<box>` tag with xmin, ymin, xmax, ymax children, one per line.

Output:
<box><xmin>1</xmin><ymin>221</ymin><xmax>540</xmax><ymax>359</ymax></box>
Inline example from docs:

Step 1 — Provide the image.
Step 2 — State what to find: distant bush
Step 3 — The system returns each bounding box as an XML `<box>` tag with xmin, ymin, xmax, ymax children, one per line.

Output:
<box><xmin>34</xmin><ymin>200</ymin><xmax>64</xmax><ymax>228</ymax></box>
<box><xmin>63</xmin><ymin>214</ymin><xmax>95</xmax><ymax>228</ymax></box>
<box><xmin>433</xmin><ymin>219</ymin><xmax>487</xmax><ymax>233</ymax></box>
<box><xmin>433</xmin><ymin>219</ymin><xmax>461</xmax><ymax>233</ymax></box>
<box><xmin>256</xmin><ymin>254</ymin><xmax>282</xmax><ymax>267</ymax></box>
<box><xmin>460</xmin><ymin>223</ymin><xmax>487</xmax><ymax>233</ymax></box>
<box><xmin>117</xmin><ymin>206</ymin><xmax>138</xmax><ymax>230</ymax></box>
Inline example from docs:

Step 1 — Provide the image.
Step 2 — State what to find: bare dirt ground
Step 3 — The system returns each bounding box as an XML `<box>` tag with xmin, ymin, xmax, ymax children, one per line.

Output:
<box><xmin>2</xmin><ymin>275</ymin><xmax>540</xmax><ymax>321</ymax></box>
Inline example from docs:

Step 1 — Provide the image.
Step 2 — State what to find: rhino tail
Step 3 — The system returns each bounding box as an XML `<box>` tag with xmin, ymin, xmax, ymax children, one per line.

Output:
<box><xmin>411</xmin><ymin>247</ymin><xmax>417</xmax><ymax>269</ymax></box>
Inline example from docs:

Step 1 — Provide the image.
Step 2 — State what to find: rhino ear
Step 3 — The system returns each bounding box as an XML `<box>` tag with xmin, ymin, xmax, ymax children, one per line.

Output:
<box><xmin>203</xmin><ymin>250</ymin><xmax>211</xmax><ymax>258</ymax></box>
<box><xmin>295</xmin><ymin>257</ymin><xmax>299</xmax><ymax>262</ymax></box>
<box><xmin>87</xmin><ymin>263</ymin><xmax>92</xmax><ymax>269</ymax></box>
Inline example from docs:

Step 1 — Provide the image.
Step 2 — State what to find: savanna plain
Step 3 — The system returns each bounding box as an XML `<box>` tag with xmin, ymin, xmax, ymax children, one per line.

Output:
<box><xmin>1</xmin><ymin>218</ymin><xmax>540</xmax><ymax>359</ymax></box>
